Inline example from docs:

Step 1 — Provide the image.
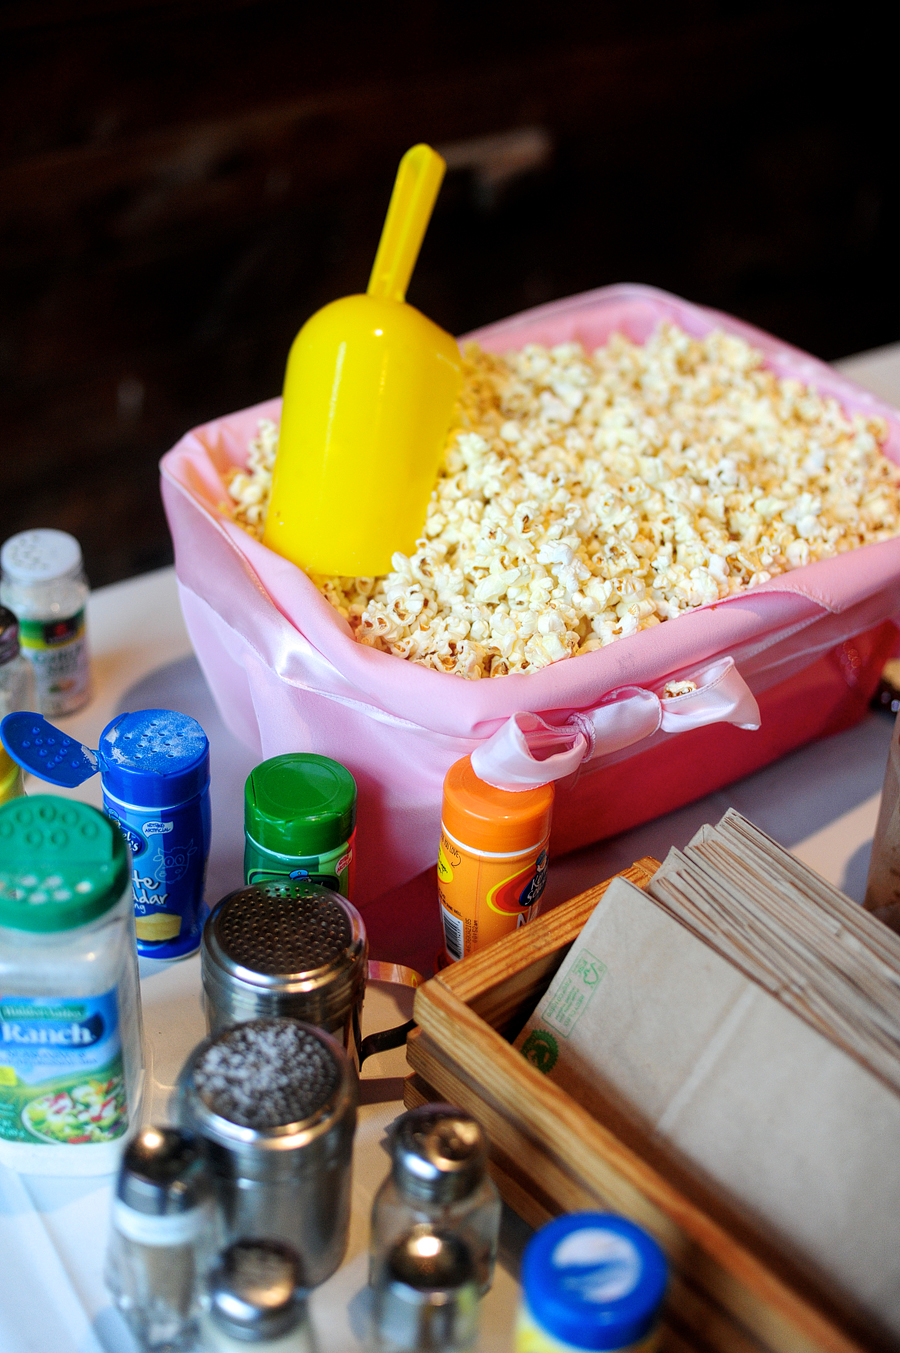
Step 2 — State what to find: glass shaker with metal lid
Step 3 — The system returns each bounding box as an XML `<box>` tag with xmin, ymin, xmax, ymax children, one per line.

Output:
<box><xmin>105</xmin><ymin>1126</ymin><xmax>214</xmax><ymax>1352</ymax></box>
<box><xmin>369</xmin><ymin>1227</ymin><xmax>479</xmax><ymax>1352</ymax></box>
<box><xmin>179</xmin><ymin>1017</ymin><xmax>357</xmax><ymax>1289</ymax></box>
<box><xmin>200</xmin><ymin>882</ymin><xmax>367</xmax><ymax>1059</ymax></box>
<box><xmin>370</xmin><ymin>1105</ymin><xmax>501</xmax><ymax>1295</ymax></box>
<box><xmin>199</xmin><ymin>1240</ymin><xmax>317</xmax><ymax>1352</ymax></box>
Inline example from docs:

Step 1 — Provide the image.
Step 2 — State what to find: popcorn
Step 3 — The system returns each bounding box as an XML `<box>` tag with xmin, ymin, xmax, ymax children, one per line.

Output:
<box><xmin>225</xmin><ymin>325</ymin><xmax>900</xmax><ymax>679</ymax></box>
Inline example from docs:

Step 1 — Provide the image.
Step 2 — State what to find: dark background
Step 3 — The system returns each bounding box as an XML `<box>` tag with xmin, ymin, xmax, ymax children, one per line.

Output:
<box><xmin>1</xmin><ymin>1</ymin><xmax>897</xmax><ymax>587</ymax></box>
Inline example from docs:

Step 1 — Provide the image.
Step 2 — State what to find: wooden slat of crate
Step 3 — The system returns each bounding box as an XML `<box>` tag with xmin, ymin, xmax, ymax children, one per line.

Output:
<box><xmin>408</xmin><ymin>862</ymin><xmax>881</xmax><ymax>1353</ymax></box>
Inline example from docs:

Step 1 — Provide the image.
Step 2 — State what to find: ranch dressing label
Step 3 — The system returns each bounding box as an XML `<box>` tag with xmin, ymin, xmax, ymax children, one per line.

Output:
<box><xmin>0</xmin><ymin>988</ymin><xmax>128</xmax><ymax>1145</ymax></box>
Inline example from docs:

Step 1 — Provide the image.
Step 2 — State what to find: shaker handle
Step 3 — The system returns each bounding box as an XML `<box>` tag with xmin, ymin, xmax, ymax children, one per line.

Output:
<box><xmin>358</xmin><ymin>959</ymin><xmax>423</xmax><ymax>1068</ymax></box>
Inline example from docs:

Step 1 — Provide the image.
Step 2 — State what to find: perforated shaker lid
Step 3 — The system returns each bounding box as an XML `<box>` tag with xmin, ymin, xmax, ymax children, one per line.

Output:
<box><xmin>390</xmin><ymin>1105</ymin><xmax>488</xmax><ymax>1205</ymax></box>
<box><xmin>117</xmin><ymin>1126</ymin><xmax>206</xmax><ymax>1216</ymax></box>
<box><xmin>1</xmin><ymin>529</ymin><xmax>83</xmax><ymax>584</ymax></box>
<box><xmin>203</xmin><ymin>882</ymin><xmax>366</xmax><ymax>990</ymax></box>
<box><xmin>99</xmin><ymin>709</ymin><xmax>209</xmax><ymax>807</ymax></box>
<box><xmin>0</xmin><ymin>794</ymin><xmax>129</xmax><ymax>931</ymax></box>
<box><xmin>208</xmin><ymin>1239</ymin><xmax>304</xmax><ymax>1342</ymax></box>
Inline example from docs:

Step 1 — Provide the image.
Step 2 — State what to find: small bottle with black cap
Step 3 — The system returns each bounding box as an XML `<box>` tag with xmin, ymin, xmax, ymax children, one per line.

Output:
<box><xmin>199</xmin><ymin>1239</ymin><xmax>317</xmax><ymax>1352</ymax></box>
<box><xmin>105</xmin><ymin>1126</ymin><xmax>214</xmax><ymax>1352</ymax></box>
<box><xmin>370</xmin><ymin>1105</ymin><xmax>501</xmax><ymax>1297</ymax></box>
<box><xmin>369</xmin><ymin>1226</ymin><xmax>479</xmax><ymax>1352</ymax></box>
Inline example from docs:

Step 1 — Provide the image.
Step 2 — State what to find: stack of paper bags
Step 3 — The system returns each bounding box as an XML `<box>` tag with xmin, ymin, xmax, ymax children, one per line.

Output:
<box><xmin>517</xmin><ymin>809</ymin><xmax>900</xmax><ymax>1341</ymax></box>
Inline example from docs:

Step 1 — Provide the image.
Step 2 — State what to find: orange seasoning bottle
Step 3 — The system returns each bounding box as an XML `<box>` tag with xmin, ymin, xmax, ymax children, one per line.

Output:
<box><xmin>437</xmin><ymin>756</ymin><xmax>554</xmax><ymax>962</ymax></box>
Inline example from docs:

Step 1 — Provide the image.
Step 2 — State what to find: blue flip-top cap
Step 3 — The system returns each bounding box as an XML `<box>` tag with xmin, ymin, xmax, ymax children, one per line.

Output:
<box><xmin>99</xmin><ymin>710</ymin><xmax>209</xmax><ymax>808</ymax></box>
<box><xmin>521</xmin><ymin>1213</ymin><xmax>668</xmax><ymax>1350</ymax></box>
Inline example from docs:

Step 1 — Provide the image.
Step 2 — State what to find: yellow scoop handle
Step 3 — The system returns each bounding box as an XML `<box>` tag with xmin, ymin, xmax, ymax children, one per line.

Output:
<box><xmin>264</xmin><ymin>143</ymin><xmax>461</xmax><ymax>577</ymax></box>
<box><xmin>367</xmin><ymin>144</ymin><xmax>446</xmax><ymax>303</ymax></box>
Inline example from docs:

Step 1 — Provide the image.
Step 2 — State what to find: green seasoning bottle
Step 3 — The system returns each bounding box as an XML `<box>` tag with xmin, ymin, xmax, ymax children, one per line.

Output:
<box><xmin>0</xmin><ymin>795</ymin><xmax>144</xmax><ymax>1176</ymax></box>
<box><xmin>244</xmin><ymin>754</ymin><xmax>357</xmax><ymax>898</ymax></box>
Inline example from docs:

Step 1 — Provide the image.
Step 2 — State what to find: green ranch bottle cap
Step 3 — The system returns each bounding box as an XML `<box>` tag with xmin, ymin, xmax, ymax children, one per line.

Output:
<box><xmin>244</xmin><ymin>754</ymin><xmax>357</xmax><ymax>858</ymax></box>
<box><xmin>0</xmin><ymin>794</ymin><xmax>129</xmax><ymax>932</ymax></box>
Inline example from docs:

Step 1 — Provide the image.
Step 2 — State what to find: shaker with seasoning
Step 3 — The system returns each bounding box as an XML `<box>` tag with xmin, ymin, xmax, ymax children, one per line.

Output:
<box><xmin>0</xmin><ymin>794</ymin><xmax>143</xmax><ymax>1175</ymax></box>
<box><xmin>369</xmin><ymin>1227</ymin><xmax>479</xmax><ymax>1353</ymax></box>
<box><xmin>178</xmin><ymin>1018</ymin><xmax>356</xmax><ymax>1288</ymax></box>
<box><xmin>244</xmin><ymin>754</ymin><xmax>357</xmax><ymax>898</ymax></box>
<box><xmin>0</xmin><ymin>707</ymin><xmax>211</xmax><ymax>958</ymax></box>
<box><xmin>515</xmin><ymin>1213</ymin><xmax>668</xmax><ymax>1353</ymax></box>
<box><xmin>201</xmin><ymin>882</ymin><xmax>367</xmax><ymax>1057</ymax></box>
<box><xmin>0</xmin><ymin>607</ymin><xmax>35</xmax><ymax>803</ymax></box>
<box><xmin>199</xmin><ymin>1239</ymin><xmax>317</xmax><ymax>1352</ymax></box>
<box><xmin>0</xmin><ymin>529</ymin><xmax>91</xmax><ymax>716</ymax></box>
<box><xmin>437</xmin><ymin>756</ymin><xmax>554</xmax><ymax>961</ymax></box>
<box><xmin>105</xmin><ymin>1126</ymin><xmax>213</xmax><ymax>1352</ymax></box>
<box><xmin>370</xmin><ymin>1105</ymin><xmax>501</xmax><ymax>1295</ymax></box>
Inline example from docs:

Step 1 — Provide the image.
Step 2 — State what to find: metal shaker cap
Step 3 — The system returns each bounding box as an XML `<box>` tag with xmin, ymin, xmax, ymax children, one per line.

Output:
<box><xmin>208</xmin><ymin>1239</ymin><xmax>304</xmax><ymax>1342</ymax></box>
<box><xmin>375</xmin><ymin>1227</ymin><xmax>478</xmax><ymax>1352</ymax></box>
<box><xmin>390</xmin><ymin>1105</ymin><xmax>488</xmax><ymax>1205</ymax></box>
<box><xmin>202</xmin><ymin>883</ymin><xmax>367</xmax><ymax>1018</ymax></box>
<box><xmin>116</xmin><ymin>1126</ymin><xmax>206</xmax><ymax>1215</ymax></box>
<box><xmin>179</xmin><ymin>1017</ymin><xmax>356</xmax><ymax>1142</ymax></box>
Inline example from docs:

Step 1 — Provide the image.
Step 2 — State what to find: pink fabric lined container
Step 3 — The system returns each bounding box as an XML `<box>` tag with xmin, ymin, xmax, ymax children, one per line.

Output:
<box><xmin>160</xmin><ymin>284</ymin><xmax>900</xmax><ymax>905</ymax></box>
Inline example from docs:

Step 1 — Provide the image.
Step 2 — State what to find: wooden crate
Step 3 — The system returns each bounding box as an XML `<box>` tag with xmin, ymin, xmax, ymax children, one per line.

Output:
<box><xmin>406</xmin><ymin>862</ymin><xmax>889</xmax><ymax>1353</ymax></box>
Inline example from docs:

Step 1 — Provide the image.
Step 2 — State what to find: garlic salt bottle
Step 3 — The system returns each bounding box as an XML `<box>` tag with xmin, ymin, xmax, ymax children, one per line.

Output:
<box><xmin>0</xmin><ymin>528</ymin><xmax>91</xmax><ymax>716</ymax></box>
<box><xmin>0</xmin><ymin>794</ymin><xmax>143</xmax><ymax>1175</ymax></box>
<box><xmin>370</xmin><ymin>1105</ymin><xmax>500</xmax><ymax>1296</ymax></box>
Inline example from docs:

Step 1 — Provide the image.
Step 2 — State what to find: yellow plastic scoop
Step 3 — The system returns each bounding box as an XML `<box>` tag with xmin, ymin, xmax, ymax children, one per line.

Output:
<box><xmin>263</xmin><ymin>144</ymin><xmax>462</xmax><ymax>577</ymax></box>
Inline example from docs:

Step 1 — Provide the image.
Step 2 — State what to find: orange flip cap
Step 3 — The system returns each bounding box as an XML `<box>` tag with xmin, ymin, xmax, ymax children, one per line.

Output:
<box><xmin>441</xmin><ymin>756</ymin><xmax>554</xmax><ymax>855</ymax></box>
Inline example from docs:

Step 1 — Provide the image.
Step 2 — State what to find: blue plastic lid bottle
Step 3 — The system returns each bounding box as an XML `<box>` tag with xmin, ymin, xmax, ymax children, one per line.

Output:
<box><xmin>516</xmin><ymin>1213</ymin><xmax>668</xmax><ymax>1352</ymax></box>
<box><xmin>0</xmin><ymin>707</ymin><xmax>211</xmax><ymax>960</ymax></box>
<box><xmin>99</xmin><ymin>710</ymin><xmax>211</xmax><ymax>960</ymax></box>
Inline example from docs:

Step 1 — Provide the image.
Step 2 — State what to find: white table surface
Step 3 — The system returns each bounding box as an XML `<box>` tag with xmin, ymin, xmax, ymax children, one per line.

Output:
<box><xmin>2</xmin><ymin>344</ymin><xmax>900</xmax><ymax>1353</ymax></box>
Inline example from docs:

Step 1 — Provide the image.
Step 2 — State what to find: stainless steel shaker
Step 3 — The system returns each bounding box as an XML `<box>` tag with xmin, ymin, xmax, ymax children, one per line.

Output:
<box><xmin>201</xmin><ymin>883</ymin><xmax>368</xmax><ymax>1060</ymax></box>
<box><xmin>178</xmin><ymin>1017</ymin><xmax>357</xmax><ymax>1288</ymax></box>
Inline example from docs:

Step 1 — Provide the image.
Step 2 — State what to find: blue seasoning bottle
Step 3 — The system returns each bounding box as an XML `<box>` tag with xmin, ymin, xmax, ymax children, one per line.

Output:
<box><xmin>99</xmin><ymin>710</ymin><xmax>211</xmax><ymax>959</ymax></box>
<box><xmin>0</xmin><ymin>707</ymin><xmax>211</xmax><ymax>960</ymax></box>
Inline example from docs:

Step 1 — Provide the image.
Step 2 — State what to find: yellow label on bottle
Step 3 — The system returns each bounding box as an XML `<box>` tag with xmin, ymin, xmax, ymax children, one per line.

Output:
<box><xmin>437</xmin><ymin>826</ymin><xmax>548</xmax><ymax>961</ymax></box>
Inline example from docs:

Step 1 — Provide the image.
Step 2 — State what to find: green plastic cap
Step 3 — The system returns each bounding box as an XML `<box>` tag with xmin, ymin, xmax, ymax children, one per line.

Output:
<box><xmin>0</xmin><ymin>794</ymin><xmax>130</xmax><ymax>932</ymax></box>
<box><xmin>244</xmin><ymin>754</ymin><xmax>357</xmax><ymax>857</ymax></box>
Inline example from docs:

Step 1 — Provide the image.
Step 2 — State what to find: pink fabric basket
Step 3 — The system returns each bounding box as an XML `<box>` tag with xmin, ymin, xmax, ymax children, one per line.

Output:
<box><xmin>160</xmin><ymin>284</ymin><xmax>900</xmax><ymax>905</ymax></box>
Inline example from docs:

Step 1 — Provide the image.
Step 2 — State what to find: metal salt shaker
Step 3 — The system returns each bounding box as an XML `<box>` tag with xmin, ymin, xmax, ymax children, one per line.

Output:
<box><xmin>199</xmin><ymin>1240</ymin><xmax>317</xmax><ymax>1352</ymax></box>
<box><xmin>370</xmin><ymin>1106</ymin><xmax>501</xmax><ymax>1295</ymax></box>
<box><xmin>369</xmin><ymin>1227</ymin><xmax>479</xmax><ymax>1352</ymax></box>
<box><xmin>200</xmin><ymin>883</ymin><xmax>368</xmax><ymax>1062</ymax></box>
<box><xmin>105</xmin><ymin>1126</ymin><xmax>213</xmax><ymax>1352</ymax></box>
<box><xmin>178</xmin><ymin>1017</ymin><xmax>357</xmax><ymax>1288</ymax></box>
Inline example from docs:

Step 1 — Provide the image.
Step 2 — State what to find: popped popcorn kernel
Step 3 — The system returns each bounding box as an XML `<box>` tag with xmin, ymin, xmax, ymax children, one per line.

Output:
<box><xmin>227</xmin><ymin>325</ymin><xmax>900</xmax><ymax>678</ymax></box>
